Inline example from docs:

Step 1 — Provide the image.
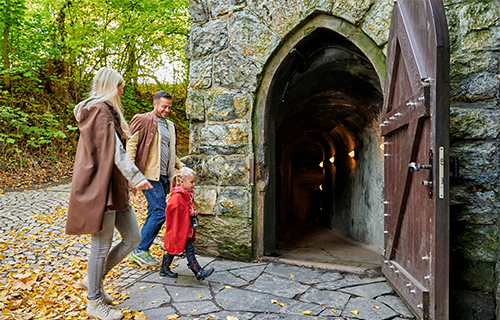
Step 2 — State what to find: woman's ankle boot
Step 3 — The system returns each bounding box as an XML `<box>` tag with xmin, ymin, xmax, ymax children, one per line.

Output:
<box><xmin>159</xmin><ymin>254</ymin><xmax>178</xmax><ymax>278</ymax></box>
<box><xmin>187</xmin><ymin>259</ymin><xmax>214</xmax><ymax>282</ymax></box>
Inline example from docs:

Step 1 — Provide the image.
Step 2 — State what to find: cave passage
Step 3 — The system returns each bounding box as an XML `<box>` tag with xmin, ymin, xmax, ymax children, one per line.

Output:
<box><xmin>266</xmin><ymin>28</ymin><xmax>385</xmax><ymax>267</ymax></box>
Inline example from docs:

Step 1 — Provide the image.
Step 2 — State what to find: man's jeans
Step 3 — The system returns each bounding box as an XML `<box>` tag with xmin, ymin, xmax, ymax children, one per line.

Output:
<box><xmin>137</xmin><ymin>175</ymin><xmax>170</xmax><ymax>252</ymax></box>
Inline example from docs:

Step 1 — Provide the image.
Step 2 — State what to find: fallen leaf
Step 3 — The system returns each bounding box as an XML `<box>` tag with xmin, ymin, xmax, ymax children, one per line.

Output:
<box><xmin>278</xmin><ymin>302</ymin><xmax>285</xmax><ymax>307</ymax></box>
<box><xmin>290</xmin><ymin>274</ymin><xmax>295</xmax><ymax>278</ymax></box>
<box><xmin>167</xmin><ymin>315</ymin><xmax>179</xmax><ymax>319</ymax></box>
<box><xmin>191</xmin><ymin>309</ymin><xmax>197</xmax><ymax>312</ymax></box>
<box><xmin>301</xmin><ymin>310</ymin><xmax>311</xmax><ymax>315</ymax></box>
<box><xmin>199</xmin><ymin>294</ymin><xmax>202</xmax><ymax>298</ymax></box>
<box><xmin>225</xmin><ymin>285</ymin><xmax>231</xmax><ymax>289</ymax></box>
<box><xmin>374</xmin><ymin>306</ymin><xmax>381</xmax><ymax>309</ymax></box>
<box><xmin>332</xmin><ymin>309</ymin><xmax>336</xmax><ymax>313</ymax></box>
<box><xmin>350</xmin><ymin>310</ymin><xmax>359</xmax><ymax>315</ymax></box>
<box><xmin>226</xmin><ymin>316</ymin><xmax>239</xmax><ymax>320</ymax></box>
<box><xmin>271</xmin><ymin>299</ymin><xmax>278</xmax><ymax>304</ymax></box>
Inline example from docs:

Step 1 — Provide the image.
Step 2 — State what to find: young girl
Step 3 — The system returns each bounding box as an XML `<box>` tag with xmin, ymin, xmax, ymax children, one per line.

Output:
<box><xmin>159</xmin><ymin>167</ymin><xmax>215</xmax><ymax>281</ymax></box>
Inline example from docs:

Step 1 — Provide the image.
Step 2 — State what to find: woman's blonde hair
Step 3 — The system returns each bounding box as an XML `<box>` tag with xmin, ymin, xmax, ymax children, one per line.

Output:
<box><xmin>171</xmin><ymin>167</ymin><xmax>196</xmax><ymax>190</ymax></box>
<box><xmin>91</xmin><ymin>67</ymin><xmax>130</xmax><ymax>137</ymax></box>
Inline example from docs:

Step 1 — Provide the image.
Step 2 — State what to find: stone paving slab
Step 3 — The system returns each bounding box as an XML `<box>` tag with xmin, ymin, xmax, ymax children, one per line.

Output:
<box><xmin>227</xmin><ymin>264</ymin><xmax>266</xmax><ymax>282</ymax></box>
<box><xmin>316</xmin><ymin>274</ymin><xmax>386</xmax><ymax>290</ymax></box>
<box><xmin>376</xmin><ymin>295</ymin><xmax>416</xmax><ymax>319</ymax></box>
<box><xmin>245</xmin><ymin>273</ymin><xmax>310</xmax><ymax>298</ymax></box>
<box><xmin>299</xmin><ymin>287</ymin><xmax>351</xmax><ymax>309</ymax></box>
<box><xmin>342</xmin><ymin>297</ymin><xmax>399</xmax><ymax>320</ymax></box>
<box><xmin>264</xmin><ymin>262</ymin><xmax>342</xmax><ymax>285</ymax></box>
<box><xmin>339</xmin><ymin>281</ymin><xmax>394</xmax><ymax>299</ymax></box>
<box><xmin>215</xmin><ymin>287</ymin><xmax>326</xmax><ymax>315</ymax></box>
<box><xmin>166</xmin><ymin>285</ymin><xmax>212</xmax><ymax>302</ymax></box>
<box><xmin>119</xmin><ymin>282</ymin><xmax>171</xmax><ymax>311</ymax></box>
<box><xmin>172</xmin><ymin>300</ymin><xmax>221</xmax><ymax>315</ymax></box>
<box><xmin>209</xmin><ymin>270</ymin><xmax>250</xmax><ymax>287</ymax></box>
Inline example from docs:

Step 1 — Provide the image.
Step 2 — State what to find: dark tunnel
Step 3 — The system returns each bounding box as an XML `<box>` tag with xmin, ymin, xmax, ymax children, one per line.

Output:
<box><xmin>264</xmin><ymin>28</ymin><xmax>385</xmax><ymax>257</ymax></box>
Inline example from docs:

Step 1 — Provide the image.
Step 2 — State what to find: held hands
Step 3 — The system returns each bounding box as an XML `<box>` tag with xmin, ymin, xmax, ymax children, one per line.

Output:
<box><xmin>131</xmin><ymin>179</ymin><xmax>153</xmax><ymax>195</ymax></box>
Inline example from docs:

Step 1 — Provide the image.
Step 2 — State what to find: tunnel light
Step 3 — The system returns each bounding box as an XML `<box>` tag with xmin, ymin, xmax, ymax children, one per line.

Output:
<box><xmin>329</xmin><ymin>156</ymin><xmax>335</xmax><ymax>163</ymax></box>
<box><xmin>380</xmin><ymin>143</ymin><xmax>385</xmax><ymax>151</ymax></box>
<box><xmin>319</xmin><ymin>161</ymin><xmax>323</xmax><ymax>168</ymax></box>
<box><xmin>349</xmin><ymin>150</ymin><xmax>355</xmax><ymax>158</ymax></box>
<box><xmin>319</xmin><ymin>185</ymin><xmax>323</xmax><ymax>190</ymax></box>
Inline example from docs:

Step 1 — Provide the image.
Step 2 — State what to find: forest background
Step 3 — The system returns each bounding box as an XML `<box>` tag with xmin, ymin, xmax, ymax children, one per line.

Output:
<box><xmin>0</xmin><ymin>0</ymin><xmax>191</xmax><ymax>192</ymax></box>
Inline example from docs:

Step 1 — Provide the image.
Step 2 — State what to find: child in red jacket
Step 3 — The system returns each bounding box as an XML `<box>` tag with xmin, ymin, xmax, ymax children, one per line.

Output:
<box><xmin>159</xmin><ymin>167</ymin><xmax>214</xmax><ymax>281</ymax></box>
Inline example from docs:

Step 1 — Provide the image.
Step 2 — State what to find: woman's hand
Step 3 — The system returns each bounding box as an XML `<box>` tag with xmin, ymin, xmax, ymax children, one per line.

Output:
<box><xmin>131</xmin><ymin>179</ymin><xmax>153</xmax><ymax>195</ymax></box>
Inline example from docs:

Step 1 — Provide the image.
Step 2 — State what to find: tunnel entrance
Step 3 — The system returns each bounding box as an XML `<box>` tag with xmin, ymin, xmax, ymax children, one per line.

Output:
<box><xmin>258</xmin><ymin>26</ymin><xmax>385</xmax><ymax>269</ymax></box>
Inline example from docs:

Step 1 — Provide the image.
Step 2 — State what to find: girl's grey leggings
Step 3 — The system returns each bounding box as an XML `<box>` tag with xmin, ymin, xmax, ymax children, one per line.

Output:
<box><xmin>87</xmin><ymin>206</ymin><xmax>141</xmax><ymax>300</ymax></box>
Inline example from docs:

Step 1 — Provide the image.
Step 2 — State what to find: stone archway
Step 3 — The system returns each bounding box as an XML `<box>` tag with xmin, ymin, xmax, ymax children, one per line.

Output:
<box><xmin>255</xmin><ymin>15</ymin><xmax>386</xmax><ymax>266</ymax></box>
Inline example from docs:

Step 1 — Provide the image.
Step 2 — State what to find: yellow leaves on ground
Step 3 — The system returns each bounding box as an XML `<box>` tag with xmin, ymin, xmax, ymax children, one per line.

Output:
<box><xmin>278</xmin><ymin>302</ymin><xmax>285</xmax><ymax>307</ymax></box>
<box><xmin>167</xmin><ymin>315</ymin><xmax>179</xmax><ymax>319</ymax></box>
<box><xmin>0</xmin><ymin>192</ymin><xmax>157</xmax><ymax>318</ymax></box>
<box><xmin>374</xmin><ymin>305</ymin><xmax>382</xmax><ymax>309</ymax></box>
<box><xmin>350</xmin><ymin>310</ymin><xmax>359</xmax><ymax>315</ymax></box>
<box><xmin>301</xmin><ymin>310</ymin><xmax>311</xmax><ymax>315</ymax></box>
<box><xmin>225</xmin><ymin>285</ymin><xmax>231</xmax><ymax>289</ymax></box>
<box><xmin>290</xmin><ymin>274</ymin><xmax>295</xmax><ymax>278</ymax></box>
<box><xmin>199</xmin><ymin>294</ymin><xmax>203</xmax><ymax>299</ymax></box>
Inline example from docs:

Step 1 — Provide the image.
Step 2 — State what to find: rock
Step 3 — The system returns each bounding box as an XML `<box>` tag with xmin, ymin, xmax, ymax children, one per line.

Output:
<box><xmin>451</xmin><ymin>223</ymin><xmax>499</xmax><ymax>262</ymax></box>
<box><xmin>194</xmin><ymin>186</ymin><xmax>217</xmax><ymax>215</ymax></box>
<box><xmin>189</xmin><ymin>19</ymin><xmax>229</xmax><ymax>58</ymax></box>
<box><xmin>186</xmin><ymin>90</ymin><xmax>206</xmax><ymax>121</ymax></box>
<box><xmin>207</xmin><ymin>90</ymin><xmax>253</xmax><ymax>121</ymax></box>
<box><xmin>331</xmin><ymin>0</ymin><xmax>375</xmax><ymax>25</ymax></box>
<box><xmin>214</xmin><ymin>51</ymin><xmax>261</xmax><ymax>92</ymax></box>
<box><xmin>450</xmin><ymin>186</ymin><xmax>498</xmax><ymax>224</ymax></box>
<box><xmin>189</xmin><ymin>56</ymin><xmax>213</xmax><ymax>89</ymax></box>
<box><xmin>361</xmin><ymin>0</ymin><xmax>393</xmax><ymax>46</ymax></box>
<box><xmin>200</xmin><ymin>123</ymin><xmax>252</xmax><ymax>155</ymax></box>
<box><xmin>218</xmin><ymin>188</ymin><xmax>251</xmax><ymax>218</ymax></box>
<box><xmin>450</xmin><ymin>141</ymin><xmax>498</xmax><ymax>188</ymax></box>
<box><xmin>189</xmin><ymin>0</ymin><xmax>209</xmax><ymax>24</ymax></box>
<box><xmin>228</xmin><ymin>10</ymin><xmax>281</xmax><ymax>65</ymax></box>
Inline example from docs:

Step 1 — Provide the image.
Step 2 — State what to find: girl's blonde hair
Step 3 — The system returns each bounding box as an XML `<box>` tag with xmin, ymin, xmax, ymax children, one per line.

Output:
<box><xmin>171</xmin><ymin>167</ymin><xmax>196</xmax><ymax>190</ymax></box>
<box><xmin>91</xmin><ymin>67</ymin><xmax>130</xmax><ymax>137</ymax></box>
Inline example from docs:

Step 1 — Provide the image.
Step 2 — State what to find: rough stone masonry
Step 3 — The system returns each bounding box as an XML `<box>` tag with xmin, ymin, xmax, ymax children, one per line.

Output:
<box><xmin>183</xmin><ymin>0</ymin><xmax>499</xmax><ymax>319</ymax></box>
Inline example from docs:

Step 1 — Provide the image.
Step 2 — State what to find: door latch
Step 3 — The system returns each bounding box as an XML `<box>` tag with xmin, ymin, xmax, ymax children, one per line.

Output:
<box><xmin>409</xmin><ymin>150</ymin><xmax>433</xmax><ymax>198</ymax></box>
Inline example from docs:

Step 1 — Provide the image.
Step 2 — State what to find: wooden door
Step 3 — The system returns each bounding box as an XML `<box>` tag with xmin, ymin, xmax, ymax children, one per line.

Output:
<box><xmin>381</xmin><ymin>0</ymin><xmax>450</xmax><ymax>319</ymax></box>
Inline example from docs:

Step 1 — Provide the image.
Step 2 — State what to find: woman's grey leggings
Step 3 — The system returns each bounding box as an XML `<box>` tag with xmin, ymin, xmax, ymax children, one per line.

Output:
<box><xmin>87</xmin><ymin>206</ymin><xmax>141</xmax><ymax>300</ymax></box>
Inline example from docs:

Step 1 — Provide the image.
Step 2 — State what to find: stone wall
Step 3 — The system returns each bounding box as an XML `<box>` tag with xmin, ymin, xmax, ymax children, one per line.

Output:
<box><xmin>445</xmin><ymin>0</ymin><xmax>500</xmax><ymax>318</ymax></box>
<box><xmin>185</xmin><ymin>0</ymin><xmax>500</xmax><ymax>316</ymax></box>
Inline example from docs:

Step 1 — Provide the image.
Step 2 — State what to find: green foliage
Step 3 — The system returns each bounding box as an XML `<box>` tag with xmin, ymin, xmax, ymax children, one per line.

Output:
<box><xmin>0</xmin><ymin>0</ymin><xmax>191</xmax><ymax>170</ymax></box>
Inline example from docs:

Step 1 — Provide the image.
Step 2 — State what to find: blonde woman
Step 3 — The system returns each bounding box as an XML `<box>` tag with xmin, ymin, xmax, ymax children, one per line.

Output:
<box><xmin>66</xmin><ymin>67</ymin><xmax>152</xmax><ymax>320</ymax></box>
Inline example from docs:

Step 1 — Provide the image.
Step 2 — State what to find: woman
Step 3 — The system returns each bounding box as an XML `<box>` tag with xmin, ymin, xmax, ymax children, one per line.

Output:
<box><xmin>66</xmin><ymin>67</ymin><xmax>152</xmax><ymax>320</ymax></box>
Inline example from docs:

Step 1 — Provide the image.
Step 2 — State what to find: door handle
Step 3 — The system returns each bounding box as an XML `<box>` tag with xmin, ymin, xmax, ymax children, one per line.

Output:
<box><xmin>409</xmin><ymin>162</ymin><xmax>432</xmax><ymax>172</ymax></box>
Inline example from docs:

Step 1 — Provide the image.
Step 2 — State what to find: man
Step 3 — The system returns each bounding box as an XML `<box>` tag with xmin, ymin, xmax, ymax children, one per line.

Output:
<box><xmin>127</xmin><ymin>91</ymin><xmax>184</xmax><ymax>266</ymax></box>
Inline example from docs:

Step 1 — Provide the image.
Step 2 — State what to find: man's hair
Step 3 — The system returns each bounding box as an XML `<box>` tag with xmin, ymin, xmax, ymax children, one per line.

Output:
<box><xmin>153</xmin><ymin>91</ymin><xmax>172</xmax><ymax>102</ymax></box>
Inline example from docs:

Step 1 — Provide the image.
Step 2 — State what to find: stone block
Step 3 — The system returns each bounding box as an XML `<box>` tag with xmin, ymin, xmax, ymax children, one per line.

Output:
<box><xmin>189</xmin><ymin>19</ymin><xmax>229</xmax><ymax>58</ymax></box>
<box><xmin>228</xmin><ymin>10</ymin><xmax>281</xmax><ymax>65</ymax></box>
<box><xmin>189</xmin><ymin>56</ymin><xmax>213</xmax><ymax>89</ymax></box>
<box><xmin>449</xmin><ymin>258</ymin><xmax>496</xmax><ymax>292</ymax></box>
<box><xmin>450</xmin><ymin>185</ymin><xmax>498</xmax><ymax>224</ymax></box>
<box><xmin>190</xmin><ymin>0</ymin><xmax>209</xmax><ymax>24</ymax></box>
<box><xmin>207</xmin><ymin>90</ymin><xmax>253</xmax><ymax>121</ymax></box>
<box><xmin>450</xmin><ymin>104</ymin><xmax>500</xmax><ymax>140</ymax></box>
<box><xmin>450</xmin><ymin>141</ymin><xmax>498</xmax><ymax>188</ymax></box>
<box><xmin>201</xmin><ymin>156</ymin><xmax>250</xmax><ymax>186</ymax></box>
<box><xmin>331</xmin><ymin>0</ymin><xmax>375</xmax><ymax>25</ymax></box>
<box><xmin>188</xmin><ymin>123</ymin><xmax>202</xmax><ymax>154</ymax></box>
<box><xmin>458</xmin><ymin>2</ymin><xmax>499</xmax><ymax>51</ymax></box>
<box><xmin>209</xmin><ymin>0</ymin><xmax>246</xmax><ymax>18</ymax></box>
<box><xmin>451</xmin><ymin>223</ymin><xmax>499</xmax><ymax>262</ymax></box>
<box><xmin>218</xmin><ymin>188</ymin><xmax>251</xmax><ymax>217</ymax></box>
<box><xmin>196</xmin><ymin>215</ymin><xmax>253</xmax><ymax>259</ymax></box>
<box><xmin>186</xmin><ymin>90</ymin><xmax>206</xmax><ymax>121</ymax></box>
<box><xmin>200</xmin><ymin>123</ymin><xmax>252</xmax><ymax>155</ymax></box>
<box><xmin>360</xmin><ymin>0</ymin><xmax>393</xmax><ymax>46</ymax></box>
<box><xmin>214</xmin><ymin>51</ymin><xmax>261</xmax><ymax>92</ymax></box>
<box><xmin>246</xmin><ymin>0</ymin><xmax>316</xmax><ymax>37</ymax></box>
<box><xmin>194</xmin><ymin>186</ymin><xmax>217</xmax><ymax>215</ymax></box>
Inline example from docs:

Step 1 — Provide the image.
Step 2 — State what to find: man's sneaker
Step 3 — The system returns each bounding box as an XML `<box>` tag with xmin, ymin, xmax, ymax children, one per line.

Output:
<box><xmin>129</xmin><ymin>250</ymin><xmax>159</xmax><ymax>266</ymax></box>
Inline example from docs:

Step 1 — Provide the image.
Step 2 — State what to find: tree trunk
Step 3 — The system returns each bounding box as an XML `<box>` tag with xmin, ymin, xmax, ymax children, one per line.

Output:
<box><xmin>2</xmin><ymin>6</ymin><xmax>11</xmax><ymax>90</ymax></box>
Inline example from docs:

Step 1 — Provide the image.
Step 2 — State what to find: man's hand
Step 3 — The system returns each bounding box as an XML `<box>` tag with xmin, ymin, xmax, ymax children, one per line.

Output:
<box><xmin>132</xmin><ymin>179</ymin><xmax>153</xmax><ymax>195</ymax></box>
